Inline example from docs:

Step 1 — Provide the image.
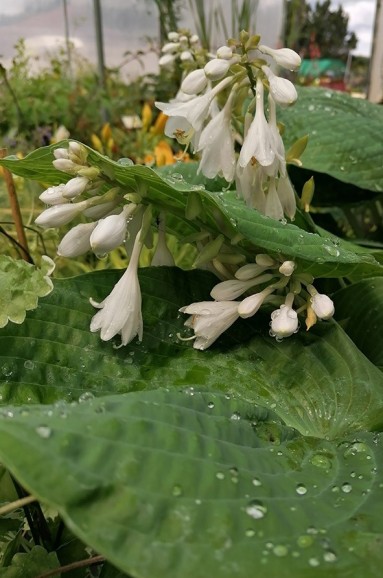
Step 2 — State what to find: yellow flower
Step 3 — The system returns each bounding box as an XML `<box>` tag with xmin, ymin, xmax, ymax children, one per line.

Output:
<box><xmin>154</xmin><ymin>140</ymin><xmax>174</xmax><ymax>166</ymax></box>
<box><xmin>141</xmin><ymin>103</ymin><xmax>153</xmax><ymax>131</ymax></box>
<box><xmin>151</xmin><ymin>112</ymin><xmax>168</xmax><ymax>135</ymax></box>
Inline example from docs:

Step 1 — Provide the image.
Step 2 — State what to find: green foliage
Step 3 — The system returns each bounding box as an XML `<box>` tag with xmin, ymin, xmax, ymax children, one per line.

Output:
<box><xmin>0</xmin><ymin>255</ymin><xmax>54</xmax><ymax>328</ymax></box>
<box><xmin>0</xmin><ymin>546</ymin><xmax>60</xmax><ymax>577</ymax></box>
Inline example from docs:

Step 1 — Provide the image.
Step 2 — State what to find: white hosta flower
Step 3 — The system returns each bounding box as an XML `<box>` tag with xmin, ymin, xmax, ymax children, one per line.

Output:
<box><xmin>211</xmin><ymin>273</ymin><xmax>273</xmax><ymax>301</ymax></box>
<box><xmin>204</xmin><ymin>58</ymin><xmax>231</xmax><ymax>81</ymax></box>
<box><xmin>239</xmin><ymin>78</ymin><xmax>275</xmax><ymax>168</ymax></box>
<box><xmin>258</xmin><ymin>45</ymin><xmax>301</xmax><ymax>70</ymax></box>
<box><xmin>63</xmin><ymin>176</ymin><xmax>90</xmax><ymax>199</ymax></box>
<box><xmin>307</xmin><ymin>285</ymin><xmax>335</xmax><ymax>320</ymax></box>
<box><xmin>180</xmin><ymin>301</ymin><xmax>240</xmax><ymax>350</ymax></box>
<box><xmin>164</xmin><ymin>116</ymin><xmax>196</xmax><ymax>146</ymax></box>
<box><xmin>277</xmin><ymin>175</ymin><xmax>296</xmax><ymax>220</ymax></box>
<box><xmin>151</xmin><ymin>226</ymin><xmax>175</xmax><ymax>266</ymax></box>
<box><xmin>90</xmin><ymin>206</ymin><xmax>132</xmax><ymax>254</ymax></box>
<box><xmin>238</xmin><ymin>287</ymin><xmax>274</xmax><ymax>318</ymax></box>
<box><xmin>156</xmin><ymin>76</ymin><xmax>233</xmax><ymax>133</ymax></box>
<box><xmin>270</xmin><ymin>294</ymin><xmax>298</xmax><ymax>338</ymax></box>
<box><xmin>35</xmin><ymin>200</ymin><xmax>88</xmax><ymax>228</ymax></box>
<box><xmin>236</xmin><ymin>163</ymin><xmax>266</xmax><ymax>212</ymax></box>
<box><xmin>267</xmin><ymin>96</ymin><xmax>286</xmax><ymax>177</ymax></box>
<box><xmin>197</xmin><ymin>90</ymin><xmax>236</xmax><ymax>182</ymax></box>
<box><xmin>265</xmin><ymin>178</ymin><xmax>284</xmax><ymax>221</ymax></box>
<box><xmin>262</xmin><ymin>66</ymin><xmax>297</xmax><ymax>106</ymax></box>
<box><xmin>57</xmin><ymin>222</ymin><xmax>97</xmax><ymax>257</ymax></box>
<box><xmin>39</xmin><ymin>184</ymin><xmax>67</xmax><ymax>205</ymax></box>
<box><xmin>90</xmin><ymin>233</ymin><xmax>143</xmax><ymax>345</ymax></box>
<box><xmin>181</xmin><ymin>69</ymin><xmax>208</xmax><ymax>95</ymax></box>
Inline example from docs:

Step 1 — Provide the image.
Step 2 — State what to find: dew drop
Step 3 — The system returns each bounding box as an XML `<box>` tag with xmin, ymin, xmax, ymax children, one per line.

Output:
<box><xmin>323</xmin><ymin>550</ymin><xmax>337</xmax><ymax>563</ymax></box>
<box><xmin>245</xmin><ymin>500</ymin><xmax>267</xmax><ymax>520</ymax></box>
<box><xmin>79</xmin><ymin>392</ymin><xmax>95</xmax><ymax>403</ymax></box>
<box><xmin>172</xmin><ymin>484</ymin><xmax>183</xmax><ymax>497</ymax></box>
<box><xmin>207</xmin><ymin>402</ymin><xmax>215</xmax><ymax>409</ymax></box>
<box><xmin>245</xmin><ymin>528</ymin><xmax>256</xmax><ymax>537</ymax></box>
<box><xmin>297</xmin><ymin>535</ymin><xmax>313</xmax><ymax>548</ymax></box>
<box><xmin>296</xmin><ymin>483</ymin><xmax>307</xmax><ymax>495</ymax></box>
<box><xmin>216</xmin><ymin>472</ymin><xmax>225</xmax><ymax>480</ymax></box>
<box><xmin>309</xmin><ymin>557</ymin><xmax>320</xmax><ymax>567</ymax></box>
<box><xmin>23</xmin><ymin>360</ymin><xmax>35</xmax><ymax>370</ymax></box>
<box><xmin>36</xmin><ymin>426</ymin><xmax>52</xmax><ymax>439</ymax></box>
<box><xmin>273</xmin><ymin>545</ymin><xmax>288</xmax><ymax>557</ymax></box>
<box><xmin>230</xmin><ymin>411</ymin><xmax>241</xmax><ymax>421</ymax></box>
<box><xmin>252</xmin><ymin>477</ymin><xmax>262</xmax><ymax>487</ymax></box>
<box><xmin>341</xmin><ymin>482</ymin><xmax>352</xmax><ymax>494</ymax></box>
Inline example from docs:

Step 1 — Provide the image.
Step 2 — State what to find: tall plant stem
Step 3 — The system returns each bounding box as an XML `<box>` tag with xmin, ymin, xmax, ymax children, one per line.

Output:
<box><xmin>0</xmin><ymin>149</ymin><xmax>33</xmax><ymax>263</ymax></box>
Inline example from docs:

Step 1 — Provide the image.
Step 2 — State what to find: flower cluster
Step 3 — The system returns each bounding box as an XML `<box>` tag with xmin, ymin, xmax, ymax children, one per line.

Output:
<box><xmin>156</xmin><ymin>31</ymin><xmax>303</xmax><ymax>221</ymax></box>
<box><xmin>180</xmin><ymin>254</ymin><xmax>335</xmax><ymax>350</ymax></box>
<box><xmin>36</xmin><ymin>141</ymin><xmax>174</xmax><ymax>346</ymax></box>
<box><xmin>159</xmin><ymin>30</ymin><xmax>201</xmax><ymax>68</ymax></box>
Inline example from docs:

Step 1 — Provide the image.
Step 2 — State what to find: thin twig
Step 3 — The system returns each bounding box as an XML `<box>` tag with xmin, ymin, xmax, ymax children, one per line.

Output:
<box><xmin>0</xmin><ymin>495</ymin><xmax>37</xmax><ymax>516</ymax></box>
<box><xmin>0</xmin><ymin>148</ymin><xmax>33</xmax><ymax>263</ymax></box>
<box><xmin>36</xmin><ymin>554</ymin><xmax>105</xmax><ymax>578</ymax></box>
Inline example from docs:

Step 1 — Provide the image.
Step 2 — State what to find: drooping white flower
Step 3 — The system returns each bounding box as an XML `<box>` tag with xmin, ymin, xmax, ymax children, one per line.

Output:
<box><xmin>277</xmin><ymin>175</ymin><xmax>296</xmax><ymax>220</ymax></box>
<box><xmin>181</xmin><ymin>69</ymin><xmax>208</xmax><ymax>95</ymax></box>
<box><xmin>262</xmin><ymin>66</ymin><xmax>298</xmax><ymax>106</ymax></box>
<box><xmin>156</xmin><ymin>76</ymin><xmax>233</xmax><ymax>133</ymax></box>
<box><xmin>307</xmin><ymin>285</ymin><xmax>335</xmax><ymax>320</ymax></box>
<box><xmin>239</xmin><ymin>78</ymin><xmax>275</xmax><ymax>168</ymax></box>
<box><xmin>151</xmin><ymin>216</ymin><xmax>175</xmax><ymax>266</ymax></box>
<box><xmin>267</xmin><ymin>96</ymin><xmax>286</xmax><ymax>177</ymax></box>
<box><xmin>270</xmin><ymin>293</ymin><xmax>298</xmax><ymax>338</ymax></box>
<box><xmin>90</xmin><ymin>232</ymin><xmax>144</xmax><ymax>345</ymax></box>
<box><xmin>236</xmin><ymin>162</ymin><xmax>267</xmax><ymax>212</ymax></box>
<box><xmin>265</xmin><ymin>178</ymin><xmax>284</xmax><ymax>221</ymax></box>
<box><xmin>179</xmin><ymin>301</ymin><xmax>240</xmax><ymax>350</ymax></box>
<box><xmin>57</xmin><ymin>222</ymin><xmax>97</xmax><ymax>257</ymax></box>
<box><xmin>258</xmin><ymin>45</ymin><xmax>302</xmax><ymax>70</ymax></box>
<box><xmin>39</xmin><ymin>184</ymin><xmax>67</xmax><ymax>205</ymax></box>
<box><xmin>197</xmin><ymin>90</ymin><xmax>236</xmax><ymax>182</ymax></box>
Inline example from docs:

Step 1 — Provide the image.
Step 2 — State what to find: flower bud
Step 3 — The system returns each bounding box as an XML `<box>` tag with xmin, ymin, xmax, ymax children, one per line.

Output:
<box><xmin>181</xmin><ymin>69</ymin><xmax>208</xmax><ymax>95</ymax></box>
<box><xmin>216</xmin><ymin>45</ymin><xmax>233</xmax><ymax>60</ymax></box>
<box><xmin>53</xmin><ymin>158</ymin><xmax>79</xmax><ymax>173</ymax></box>
<box><xmin>180</xmin><ymin>50</ymin><xmax>193</xmax><ymax>62</ymax></box>
<box><xmin>68</xmin><ymin>141</ymin><xmax>88</xmax><ymax>164</ymax></box>
<box><xmin>63</xmin><ymin>176</ymin><xmax>90</xmax><ymax>199</ymax></box>
<box><xmin>90</xmin><ymin>211</ymin><xmax>128</xmax><ymax>253</ymax></box>
<box><xmin>167</xmin><ymin>31</ymin><xmax>179</xmax><ymax>42</ymax></box>
<box><xmin>53</xmin><ymin>148</ymin><xmax>69</xmax><ymax>159</ymax></box>
<box><xmin>238</xmin><ymin>290</ymin><xmax>270</xmax><ymax>318</ymax></box>
<box><xmin>162</xmin><ymin>42</ymin><xmax>180</xmax><ymax>54</ymax></box>
<box><xmin>39</xmin><ymin>184</ymin><xmax>66</xmax><ymax>205</ymax></box>
<box><xmin>204</xmin><ymin>58</ymin><xmax>231</xmax><ymax>81</ymax></box>
<box><xmin>311</xmin><ymin>293</ymin><xmax>335</xmax><ymax>320</ymax></box>
<box><xmin>190</xmin><ymin>34</ymin><xmax>199</xmax><ymax>44</ymax></box>
<box><xmin>57</xmin><ymin>222</ymin><xmax>97</xmax><ymax>257</ymax></box>
<box><xmin>262</xmin><ymin>66</ymin><xmax>297</xmax><ymax>106</ymax></box>
<box><xmin>270</xmin><ymin>304</ymin><xmax>298</xmax><ymax>338</ymax></box>
<box><xmin>256</xmin><ymin>254</ymin><xmax>276</xmax><ymax>267</ymax></box>
<box><xmin>83</xmin><ymin>200</ymin><xmax>120</xmax><ymax>219</ymax></box>
<box><xmin>35</xmin><ymin>201</ymin><xmax>87</xmax><ymax>228</ymax></box>
<box><xmin>258</xmin><ymin>45</ymin><xmax>301</xmax><ymax>70</ymax></box>
<box><xmin>279</xmin><ymin>260</ymin><xmax>296</xmax><ymax>276</ymax></box>
<box><xmin>159</xmin><ymin>53</ymin><xmax>176</xmax><ymax>67</ymax></box>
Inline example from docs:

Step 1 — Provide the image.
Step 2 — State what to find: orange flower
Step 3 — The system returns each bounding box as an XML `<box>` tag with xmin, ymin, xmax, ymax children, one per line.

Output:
<box><xmin>154</xmin><ymin>140</ymin><xmax>174</xmax><ymax>166</ymax></box>
<box><xmin>141</xmin><ymin>103</ymin><xmax>153</xmax><ymax>131</ymax></box>
<box><xmin>151</xmin><ymin>112</ymin><xmax>168</xmax><ymax>135</ymax></box>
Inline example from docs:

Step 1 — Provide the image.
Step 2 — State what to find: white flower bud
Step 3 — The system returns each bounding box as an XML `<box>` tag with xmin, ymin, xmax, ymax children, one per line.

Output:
<box><xmin>57</xmin><ymin>222</ymin><xmax>97</xmax><ymax>257</ymax></box>
<box><xmin>53</xmin><ymin>158</ymin><xmax>78</xmax><ymax>173</ymax></box>
<box><xmin>90</xmin><ymin>211</ymin><xmax>128</xmax><ymax>253</ymax></box>
<box><xmin>279</xmin><ymin>260</ymin><xmax>296</xmax><ymax>276</ymax></box>
<box><xmin>204</xmin><ymin>58</ymin><xmax>231</xmax><ymax>81</ymax></box>
<box><xmin>262</xmin><ymin>66</ymin><xmax>297</xmax><ymax>106</ymax></box>
<box><xmin>180</xmin><ymin>50</ymin><xmax>193</xmax><ymax>62</ymax></box>
<box><xmin>190</xmin><ymin>34</ymin><xmax>199</xmax><ymax>45</ymax></box>
<box><xmin>83</xmin><ymin>201</ymin><xmax>120</xmax><ymax>219</ymax></box>
<box><xmin>35</xmin><ymin>201</ymin><xmax>87</xmax><ymax>228</ymax></box>
<box><xmin>159</xmin><ymin>53</ymin><xmax>176</xmax><ymax>67</ymax></box>
<box><xmin>53</xmin><ymin>148</ymin><xmax>69</xmax><ymax>159</ymax></box>
<box><xmin>238</xmin><ymin>289</ymin><xmax>270</xmax><ymax>318</ymax></box>
<box><xmin>311</xmin><ymin>293</ymin><xmax>335</xmax><ymax>320</ymax></box>
<box><xmin>167</xmin><ymin>32</ymin><xmax>179</xmax><ymax>42</ymax></box>
<box><xmin>39</xmin><ymin>184</ymin><xmax>67</xmax><ymax>205</ymax></box>
<box><xmin>258</xmin><ymin>45</ymin><xmax>302</xmax><ymax>70</ymax></box>
<box><xmin>235</xmin><ymin>263</ymin><xmax>266</xmax><ymax>280</ymax></box>
<box><xmin>256</xmin><ymin>254</ymin><xmax>276</xmax><ymax>267</ymax></box>
<box><xmin>216</xmin><ymin>45</ymin><xmax>233</xmax><ymax>60</ymax></box>
<box><xmin>63</xmin><ymin>176</ymin><xmax>90</xmax><ymax>199</ymax></box>
<box><xmin>181</xmin><ymin>69</ymin><xmax>208</xmax><ymax>95</ymax></box>
<box><xmin>162</xmin><ymin>42</ymin><xmax>180</xmax><ymax>54</ymax></box>
<box><xmin>270</xmin><ymin>304</ymin><xmax>298</xmax><ymax>338</ymax></box>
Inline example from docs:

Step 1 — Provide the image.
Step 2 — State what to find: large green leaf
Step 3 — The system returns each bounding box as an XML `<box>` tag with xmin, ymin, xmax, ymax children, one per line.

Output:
<box><xmin>0</xmin><ymin>390</ymin><xmax>383</xmax><ymax>578</ymax></box>
<box><xmin>1</xmin><ymin>268</ymin><xmax>383</xmax><ymax>439</ymax></box>
<box><xmin>280</xmin><ymin>86</ymin><xmax>383</xmax><ymax>192</ymax></box>
<box><xmin>1</xmin><ymin>144</ymin><xmax>382</xmax><ymax>278</ymax></box>
<box><xmin>333</xmin><ymin>277</ymin><xmax>383</xmax><ymax>370</ymax></box>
